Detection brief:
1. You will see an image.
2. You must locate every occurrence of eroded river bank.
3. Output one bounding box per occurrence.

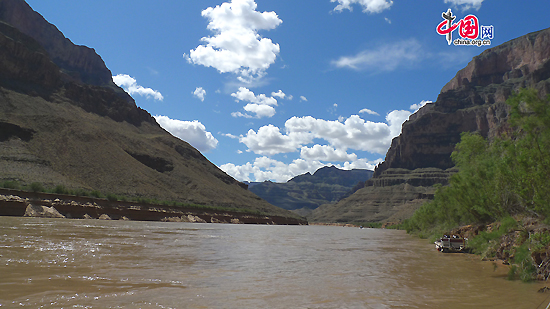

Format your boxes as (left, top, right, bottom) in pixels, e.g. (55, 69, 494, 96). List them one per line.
(0, 188, 306, 225)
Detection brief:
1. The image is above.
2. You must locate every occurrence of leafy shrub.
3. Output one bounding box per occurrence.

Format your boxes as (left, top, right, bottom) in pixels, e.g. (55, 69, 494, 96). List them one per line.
(90, 190, 102, 198)
(466, 217, 517, 257)
(54, 185, 69, 194)
(511, 243, 536, 282)
(106, 193, 119, 202)
(73, 189, 89, 197)
(1, 180, 20, 190)
(531, 231, 550, 252)
(29, 182, 45, 193)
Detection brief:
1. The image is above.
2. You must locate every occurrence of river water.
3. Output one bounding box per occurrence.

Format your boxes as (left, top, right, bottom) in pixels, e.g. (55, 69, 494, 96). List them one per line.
(0, 217, 548, 308)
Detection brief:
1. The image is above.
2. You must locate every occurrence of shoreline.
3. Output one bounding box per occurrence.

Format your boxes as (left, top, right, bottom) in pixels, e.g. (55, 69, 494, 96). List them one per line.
(0, 188, 307, 225)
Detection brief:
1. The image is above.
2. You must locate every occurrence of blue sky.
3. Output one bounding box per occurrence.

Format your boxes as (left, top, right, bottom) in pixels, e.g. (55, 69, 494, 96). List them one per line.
(26, 0, 550, 182)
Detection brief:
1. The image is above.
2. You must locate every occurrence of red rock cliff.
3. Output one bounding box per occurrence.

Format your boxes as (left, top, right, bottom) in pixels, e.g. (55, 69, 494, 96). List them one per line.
(375, 27, 550, 177)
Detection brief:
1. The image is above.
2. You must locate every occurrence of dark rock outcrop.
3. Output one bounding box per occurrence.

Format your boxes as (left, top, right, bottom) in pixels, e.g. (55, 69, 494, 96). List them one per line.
(0, 0, 114, 87)
(0, 21, 62, 95)
(0, 122, 34, 142)
(311, 27, 550, 223)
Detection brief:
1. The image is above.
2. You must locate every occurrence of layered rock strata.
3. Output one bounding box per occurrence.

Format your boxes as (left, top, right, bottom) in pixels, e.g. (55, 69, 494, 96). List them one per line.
(377, 27, 550, 176)
(311, 168, 455, 223)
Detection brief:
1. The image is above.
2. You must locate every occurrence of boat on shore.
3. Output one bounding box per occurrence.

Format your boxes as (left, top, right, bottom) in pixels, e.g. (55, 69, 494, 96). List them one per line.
(435, 235, 466, 252)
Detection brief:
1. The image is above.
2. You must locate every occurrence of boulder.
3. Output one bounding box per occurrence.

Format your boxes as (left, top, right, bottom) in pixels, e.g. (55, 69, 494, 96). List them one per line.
(98, 214, 111, 220)
(24, 203, 65, 218)
(186, 214, 206, 223)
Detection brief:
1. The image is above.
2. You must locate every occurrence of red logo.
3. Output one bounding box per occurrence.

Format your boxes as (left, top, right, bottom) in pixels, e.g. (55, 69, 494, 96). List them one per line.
(436, 9, 492, 47)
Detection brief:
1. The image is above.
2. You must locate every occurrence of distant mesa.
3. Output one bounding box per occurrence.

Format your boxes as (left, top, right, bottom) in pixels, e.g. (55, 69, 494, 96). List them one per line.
(248, 166, 373, 217)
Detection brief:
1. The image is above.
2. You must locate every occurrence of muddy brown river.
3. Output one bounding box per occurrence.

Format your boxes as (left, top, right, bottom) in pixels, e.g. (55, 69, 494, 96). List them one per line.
(0, 217, 548, 308)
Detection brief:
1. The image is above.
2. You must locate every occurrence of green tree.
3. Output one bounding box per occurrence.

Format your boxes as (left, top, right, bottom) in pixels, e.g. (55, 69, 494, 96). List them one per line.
(405, 88, 550, 234)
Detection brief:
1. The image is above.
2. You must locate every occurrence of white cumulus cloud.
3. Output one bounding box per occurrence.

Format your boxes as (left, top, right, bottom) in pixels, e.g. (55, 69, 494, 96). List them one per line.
(337, 158, 383, 171)
(154, 115, 218, 153)
(232, 87, 278, 106)
(300, 145, 357, 162)
(221, 157, 327, 182)
(113, 74, 164, 101)
(332, 39, 423, 72)
(186, 0, 282, 83)
(239, 124, 310, 155)
(285, 115, 391, 154)
(231, 87, 278, 118)
(386, 110, 411, 138)
(271, 90, 287, 99)
(410, 100, 433, 113)
(193, 87, 206, 101)
(444, 0, 484, 10)
(359, 108, 380, 116)
(220, 104, 419, 182)
(240, 110, 411, 158)
(331, 0, 393, 13)
(243, 103, 276, 118)
(221, 109, 417, 182)
(220, 155, 382, 182)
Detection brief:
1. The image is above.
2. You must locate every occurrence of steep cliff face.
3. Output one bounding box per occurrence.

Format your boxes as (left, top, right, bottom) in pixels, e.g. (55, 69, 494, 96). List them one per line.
(311, 28, 550, 223)
(0, 0, 114, 87)
(376, 28, 550, 176)
(0, 0, 150, 126)
(0, 21, 62, 92)
(0, 1, 296, 218)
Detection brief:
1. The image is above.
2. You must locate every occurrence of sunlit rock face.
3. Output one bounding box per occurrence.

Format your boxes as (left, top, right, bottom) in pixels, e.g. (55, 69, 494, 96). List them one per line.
(377, 27, 550, 176)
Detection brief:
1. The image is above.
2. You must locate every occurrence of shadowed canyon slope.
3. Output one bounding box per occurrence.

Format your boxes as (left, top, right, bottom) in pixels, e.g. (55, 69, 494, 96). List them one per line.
(310, 27, 550, 223)
(0, 0, 296, 218)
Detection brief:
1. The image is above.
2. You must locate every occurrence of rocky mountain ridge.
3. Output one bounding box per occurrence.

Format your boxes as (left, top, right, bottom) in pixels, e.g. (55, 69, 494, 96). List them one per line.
(311, 27, 550, 223)
(247, 166, 373, 216)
